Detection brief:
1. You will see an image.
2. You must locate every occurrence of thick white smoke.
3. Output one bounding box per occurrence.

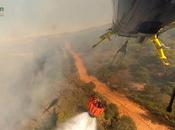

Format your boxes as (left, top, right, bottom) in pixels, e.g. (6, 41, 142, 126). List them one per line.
(57, 112, 97, 130)
(0, 36, 65, 130)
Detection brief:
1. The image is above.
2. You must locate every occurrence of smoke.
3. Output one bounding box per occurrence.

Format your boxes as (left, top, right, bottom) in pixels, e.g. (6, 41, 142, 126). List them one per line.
(57, 112, 97, 130)
(0, 36, 65, 130)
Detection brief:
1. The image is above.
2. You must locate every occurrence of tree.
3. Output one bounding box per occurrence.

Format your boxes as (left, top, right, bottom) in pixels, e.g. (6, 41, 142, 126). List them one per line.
(105, 104, 119, 121)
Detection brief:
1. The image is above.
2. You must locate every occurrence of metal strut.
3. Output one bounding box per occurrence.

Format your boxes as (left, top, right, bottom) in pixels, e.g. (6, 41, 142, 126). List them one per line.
(92, 31, 113, 48)
(151, 34, 170, 66)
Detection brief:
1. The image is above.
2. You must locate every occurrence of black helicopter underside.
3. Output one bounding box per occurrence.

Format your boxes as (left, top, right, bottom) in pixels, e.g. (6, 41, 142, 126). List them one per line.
(112, 0, 175, 37)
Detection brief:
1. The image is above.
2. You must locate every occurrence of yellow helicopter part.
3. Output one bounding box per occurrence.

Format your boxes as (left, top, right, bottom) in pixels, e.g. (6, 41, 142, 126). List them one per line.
(150, 34, 170, 66)
(92, 31, 113, 48)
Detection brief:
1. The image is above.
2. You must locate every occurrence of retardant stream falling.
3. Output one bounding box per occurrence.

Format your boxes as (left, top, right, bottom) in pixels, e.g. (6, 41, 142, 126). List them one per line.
(57, 112, 96, 130)
(65, 43, 171, 130)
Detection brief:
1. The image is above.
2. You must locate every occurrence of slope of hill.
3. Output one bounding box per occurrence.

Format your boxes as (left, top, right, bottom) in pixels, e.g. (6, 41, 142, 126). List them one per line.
(69, 25, 175, 127)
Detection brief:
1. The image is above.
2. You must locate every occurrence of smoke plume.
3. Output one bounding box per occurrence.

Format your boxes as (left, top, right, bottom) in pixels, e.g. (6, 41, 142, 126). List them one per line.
(0, 36, 65, 130)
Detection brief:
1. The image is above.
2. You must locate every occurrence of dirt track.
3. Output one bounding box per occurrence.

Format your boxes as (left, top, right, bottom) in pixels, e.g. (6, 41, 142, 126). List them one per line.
(65, 43, 171, 130)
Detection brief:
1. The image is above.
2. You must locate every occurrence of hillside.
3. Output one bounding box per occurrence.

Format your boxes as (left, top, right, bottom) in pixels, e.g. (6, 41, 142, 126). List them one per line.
(69, 25, 175, 127)
(23, 25, 175, 130)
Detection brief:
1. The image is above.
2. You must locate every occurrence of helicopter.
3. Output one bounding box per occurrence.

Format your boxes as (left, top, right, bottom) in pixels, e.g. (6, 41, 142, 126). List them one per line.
(93, 0, 175, 112)
(93, 0, 175, 66)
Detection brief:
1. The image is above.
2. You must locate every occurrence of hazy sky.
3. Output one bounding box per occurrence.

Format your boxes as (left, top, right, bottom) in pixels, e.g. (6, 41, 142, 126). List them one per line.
(0, 0, 112, 41)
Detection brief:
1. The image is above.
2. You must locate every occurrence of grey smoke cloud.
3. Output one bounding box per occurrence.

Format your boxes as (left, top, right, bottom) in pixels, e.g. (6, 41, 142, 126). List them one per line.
(0, 36, 66, 130)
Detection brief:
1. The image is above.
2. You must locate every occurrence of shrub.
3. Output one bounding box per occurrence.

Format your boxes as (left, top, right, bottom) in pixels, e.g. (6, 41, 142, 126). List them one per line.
(105, 104, 119, 121)
(115, 116, 137, 130)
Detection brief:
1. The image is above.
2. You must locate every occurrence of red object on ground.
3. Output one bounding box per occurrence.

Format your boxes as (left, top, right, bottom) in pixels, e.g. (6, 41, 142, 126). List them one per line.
(87, 96, 104, 117)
